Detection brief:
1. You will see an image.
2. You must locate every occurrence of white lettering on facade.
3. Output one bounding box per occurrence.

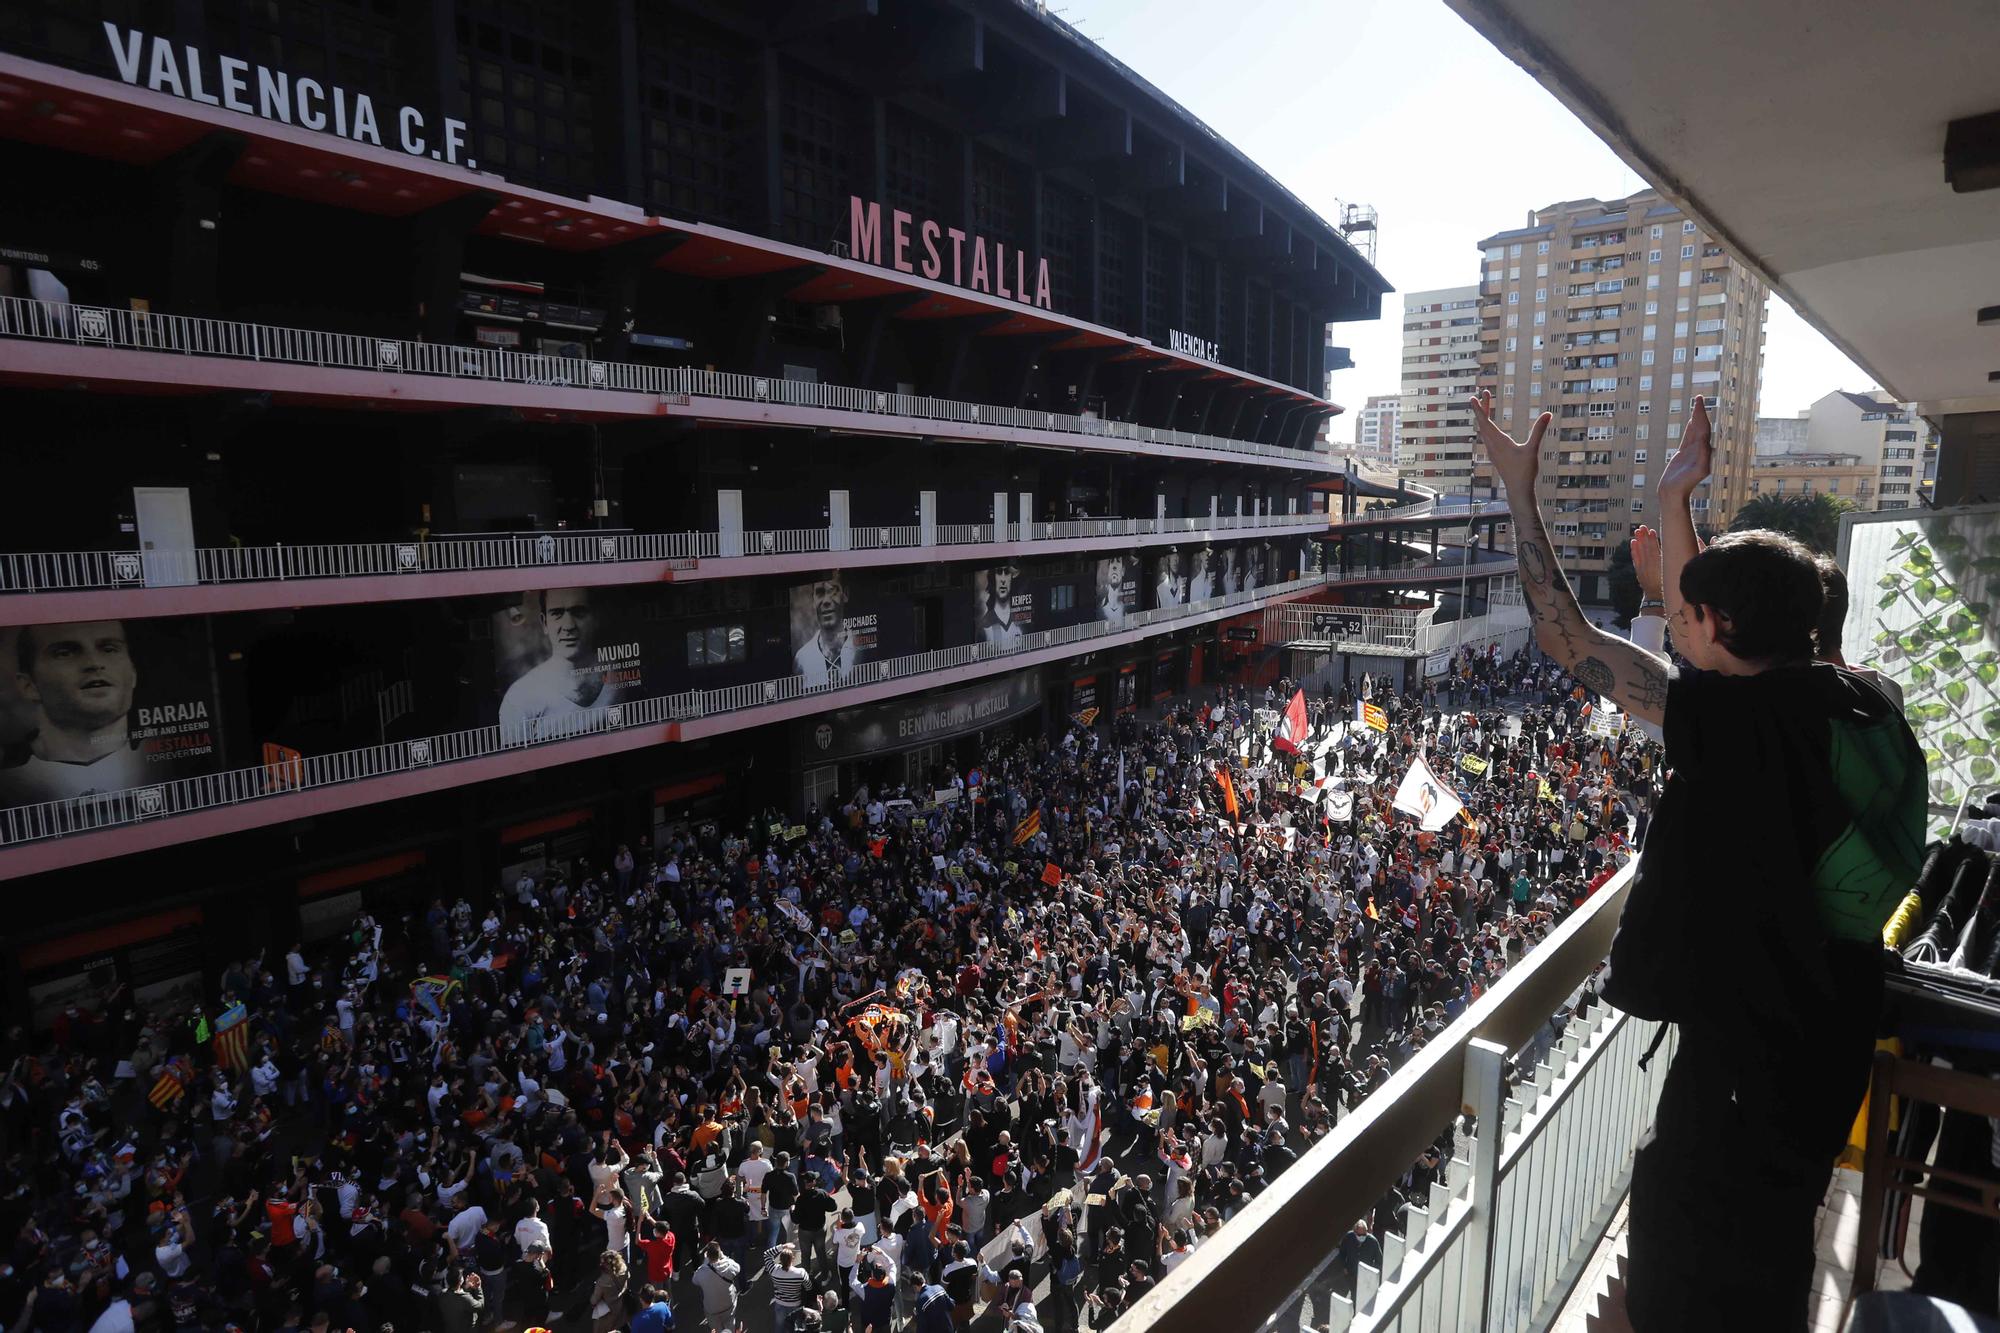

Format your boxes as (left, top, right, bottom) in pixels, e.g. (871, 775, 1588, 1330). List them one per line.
(1168, 329, 1221, 362)
(102, 24, 476, 169)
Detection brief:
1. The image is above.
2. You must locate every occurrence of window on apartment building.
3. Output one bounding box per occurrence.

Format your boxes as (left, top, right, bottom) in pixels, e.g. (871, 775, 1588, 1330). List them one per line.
(1537, 240, 1550, 254)
(1510, 266, 1521, 279)
(1637, 402, 1650, 414)
(1641, 350, 1656, 365)
(1636, 423, 1649, 440)
(1530, 381, 1543, 396)
(1651, 225, 1664, 239)
(1643, 324, 1657, 341)
(1511, 244, 1523, 257)
(1504, 362, 1516, 375)
(1683, 220, 1697, 233)
(1508, 314, 1519, 327)
(1671, 321, 1687, 338)
(1506, 337, 1517, 352)
(1639, 375, 1653, 390)
(1647, 274, 1661, 290)
(1635, 450, 1648, 463)
(1503, 384, 1514, 396)
(1534, 311, 1547, 326)
(1680, 244, 1695, 260)
(1648, 249, 1661, 263)
(1644, 301, 1659, 316)
(1630, 474, 1646, 488)
(1531, 359, 1543, 373)
(1508, 291, 1519, 304)
(1679, 270, 1693, 286)
(1532, 334, 1545, 350)
(1670, 398, 1682, 413)
(1673, 347, 1688, 362)
(1537, 263, 1548, 277)
(1678, 296, 1692, 312)
(1536, 288, 1547, 302)
(1485, 246, 1504, 260)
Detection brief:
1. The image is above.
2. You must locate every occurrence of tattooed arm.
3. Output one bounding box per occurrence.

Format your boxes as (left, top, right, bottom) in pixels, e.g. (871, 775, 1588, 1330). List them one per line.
(1469, 391, 1671, 726)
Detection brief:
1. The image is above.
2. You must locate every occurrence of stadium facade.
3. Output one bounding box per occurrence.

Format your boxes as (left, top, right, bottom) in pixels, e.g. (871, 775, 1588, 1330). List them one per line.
(0, 0, 1413, 1019)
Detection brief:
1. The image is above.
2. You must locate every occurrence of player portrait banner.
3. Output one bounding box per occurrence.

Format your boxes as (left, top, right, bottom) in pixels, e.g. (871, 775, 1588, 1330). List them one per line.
(490, 586, 642, 738)
(1093, 553, 1140, 625)
(1151, 549, 1189, 609)
(789, 570, 879, 688)
(0, 617, 224, 807)
(971, 562, 1034, 647)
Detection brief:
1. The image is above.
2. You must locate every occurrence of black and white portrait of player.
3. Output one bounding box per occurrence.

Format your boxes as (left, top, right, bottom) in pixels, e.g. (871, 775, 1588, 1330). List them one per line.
(0, 621, 148, 802)
(1220, 546, 1242, 596)
(1188, 545, 1216, 602)
(1094, 553, 1135, 624)
(498, 587, 628, 733)
(1153, 549, 1186, 608)
(974, 562, 1026, 647)
(1244, 543, 1264, 593)
(791, 570, 875, 686)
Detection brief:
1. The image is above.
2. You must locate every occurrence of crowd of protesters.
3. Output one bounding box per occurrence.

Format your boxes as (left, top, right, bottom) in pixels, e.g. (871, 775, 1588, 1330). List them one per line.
(0, 640, 1659, 1333)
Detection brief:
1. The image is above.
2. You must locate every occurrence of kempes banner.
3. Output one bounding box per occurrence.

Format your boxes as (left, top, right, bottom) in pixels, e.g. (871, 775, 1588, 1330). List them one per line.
(0, 617, 222, 805)
(970, 562, 1033, 647)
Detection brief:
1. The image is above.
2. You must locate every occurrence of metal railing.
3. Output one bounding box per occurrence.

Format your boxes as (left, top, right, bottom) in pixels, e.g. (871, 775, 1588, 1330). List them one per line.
(1116, 864, 1671, 1333)
(0, 294, 1331, 467)
(1263, 603, 1425, 652)
(0, 572, 1327, 848)
(0, 512, 1329, 595)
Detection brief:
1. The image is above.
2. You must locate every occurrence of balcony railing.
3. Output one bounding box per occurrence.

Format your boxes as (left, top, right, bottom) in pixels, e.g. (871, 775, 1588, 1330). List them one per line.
(0, 572, 1329, 849)
(1116, 863, 1669, 1333)
(0, 513, 1327, 595)
(0, 295, 1327, 467)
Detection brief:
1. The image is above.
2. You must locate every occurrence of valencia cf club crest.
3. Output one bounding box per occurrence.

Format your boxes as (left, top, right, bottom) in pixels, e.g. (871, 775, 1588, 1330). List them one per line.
(588, 362, 607, 387)
(536, 534, 556, 563)
(377, 341, 402, 369)
(396, 544, 420, 571)
(816, 724, 833, 751)
(600, 537, 618, 560)
(134, 786, 164, 817)
(112, 553, 143, 583)
(407, 739, 433, 765)
(606, 705, 624, 728)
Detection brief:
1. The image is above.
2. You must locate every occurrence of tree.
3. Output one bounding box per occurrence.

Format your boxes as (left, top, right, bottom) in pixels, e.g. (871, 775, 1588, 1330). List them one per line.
(1729, 491, 1858, 554)
(1606, 538, 1641, 627)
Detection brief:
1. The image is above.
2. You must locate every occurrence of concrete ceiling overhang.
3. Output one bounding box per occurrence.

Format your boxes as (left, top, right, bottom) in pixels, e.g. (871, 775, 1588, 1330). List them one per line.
(1445, 0, 2000, 415)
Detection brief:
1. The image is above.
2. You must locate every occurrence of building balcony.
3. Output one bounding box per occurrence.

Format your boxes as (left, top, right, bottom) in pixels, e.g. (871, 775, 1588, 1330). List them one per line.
(0, 512, 1330, 619)
(0, 296, 1329, 472)
(0, 569, 1345, 874)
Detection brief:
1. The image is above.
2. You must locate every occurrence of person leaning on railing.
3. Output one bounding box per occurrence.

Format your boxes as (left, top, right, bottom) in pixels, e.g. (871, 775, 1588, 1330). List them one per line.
(1468, 390, 1926, 1333)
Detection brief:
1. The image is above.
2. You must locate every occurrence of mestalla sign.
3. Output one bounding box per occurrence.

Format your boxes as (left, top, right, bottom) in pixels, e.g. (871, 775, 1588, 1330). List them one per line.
(102, 24, 477, 169)
(850, 196, 1053, 310)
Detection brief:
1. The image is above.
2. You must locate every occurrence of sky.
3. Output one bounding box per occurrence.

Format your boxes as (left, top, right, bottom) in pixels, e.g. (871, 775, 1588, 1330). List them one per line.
(1050, 0, 1876, 438)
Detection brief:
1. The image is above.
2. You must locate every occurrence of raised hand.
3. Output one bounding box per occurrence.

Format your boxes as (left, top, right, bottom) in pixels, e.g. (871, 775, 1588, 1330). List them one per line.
(1629, 526, 1664, 604)
(1659, 395, 1712, 501)
(1467, 389, 1549, 492)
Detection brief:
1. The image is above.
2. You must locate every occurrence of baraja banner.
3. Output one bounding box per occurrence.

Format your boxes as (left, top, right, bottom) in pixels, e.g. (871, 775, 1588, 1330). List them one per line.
(0, 618, 222, 805)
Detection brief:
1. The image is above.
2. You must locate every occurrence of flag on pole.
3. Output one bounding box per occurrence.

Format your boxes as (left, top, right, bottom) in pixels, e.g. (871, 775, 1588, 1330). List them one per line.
(1011, 809, 1042, 846)
(1215, 768, 1240, 821)
(212, 1002, 252, 1071)
(1273, 690, 1310, 754)
(1041, 862, 1064, 888)
(148, 1056, 195, 1110)
(1072, 707, 1099, 728)
(1539, 778, 1560, 803)
(1392, 756, 1466, 832)
(1357, 702, 1388, 733)
(409, 975, 461, 1020)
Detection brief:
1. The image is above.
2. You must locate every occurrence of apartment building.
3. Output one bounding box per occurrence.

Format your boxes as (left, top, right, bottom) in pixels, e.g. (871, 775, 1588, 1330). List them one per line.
(1755, 391, 1940, 510)
(1397, 285, 1484, 494)
(1475, 192, 1768, 599)
(1355, 394, 1403, 466)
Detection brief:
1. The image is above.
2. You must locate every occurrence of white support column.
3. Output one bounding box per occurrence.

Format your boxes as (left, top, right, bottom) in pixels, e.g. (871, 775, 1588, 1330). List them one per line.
(717, 490, 744, 558)
(919, 491, 937, 547)
(1463, 1036, 1509, 1333)
(829, 489, 851, 552)
(1157, 493, 1168, 524)
(1018, 490, 1032, 542)
(993, 490, 1009, 543)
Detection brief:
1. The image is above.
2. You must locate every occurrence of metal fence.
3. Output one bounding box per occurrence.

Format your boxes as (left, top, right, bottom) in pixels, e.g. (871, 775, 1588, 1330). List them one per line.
(0, 513, 1329, 595)
(0, 573, 1325, 848)
(1114, 864, 1667, 1333)
(0, 293, 1332, 466)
